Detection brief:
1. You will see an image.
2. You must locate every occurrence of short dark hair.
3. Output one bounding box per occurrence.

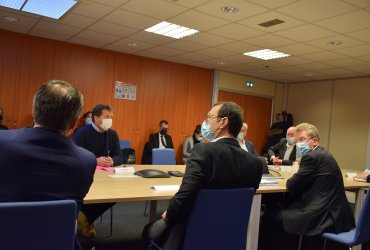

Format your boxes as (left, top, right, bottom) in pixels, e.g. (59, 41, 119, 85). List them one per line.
(92, 104, 112, 122)
(159, 120, 168, 126)
(194, 124, 201, 135)
(33, 80, 83, 132)
(82, 111, 92, 119)
(215, 102, 243, 137)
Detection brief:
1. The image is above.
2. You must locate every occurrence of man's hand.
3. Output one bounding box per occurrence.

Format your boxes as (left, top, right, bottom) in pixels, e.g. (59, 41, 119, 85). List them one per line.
(97, 157, 112, 167)
(272, 156, 282, 165)
(162, 210, 167, 221)
(354, 170, 369, 181)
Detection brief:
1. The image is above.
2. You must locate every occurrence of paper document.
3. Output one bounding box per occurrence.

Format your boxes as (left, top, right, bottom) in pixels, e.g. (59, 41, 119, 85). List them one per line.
(260, 179, 279, 186)
(114, 167, 135, 174)
(353, 177, 366, 182)
(152, 185, 180, 191)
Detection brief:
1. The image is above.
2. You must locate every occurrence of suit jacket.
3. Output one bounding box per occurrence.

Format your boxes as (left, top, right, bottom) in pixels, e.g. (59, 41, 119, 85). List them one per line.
(280, 146, 355, 236)
(142, 133, 174, 164)
(0, 127, 96, 212)
(245, 140, 258, 156)
(268, 138, 296, 165)
(149, 133, 174, 149)
(166, 137, 263, 224)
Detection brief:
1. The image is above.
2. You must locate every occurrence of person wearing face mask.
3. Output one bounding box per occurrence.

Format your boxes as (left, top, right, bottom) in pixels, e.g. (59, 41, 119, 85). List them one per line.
(237, 122, 258, 156)
(182, 124, 203, 164)
(142, 102, 263, 250)
(0, 107, 9, 130)
(73, 111, 92, 136)
(268, 126, 297, 166)
(263, 123, 355, 250)
(142, 120, 174, 164)
(73, 104, 123, 238)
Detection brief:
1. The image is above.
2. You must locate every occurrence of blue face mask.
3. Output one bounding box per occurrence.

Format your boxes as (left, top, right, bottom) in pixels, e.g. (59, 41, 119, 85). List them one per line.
(201, 121, 214, 142)
(196, 136, 203, 142)
(286, 137, 295, 145)
(296, 141, 311, 157)
(237, 132, 244, 141)
(85, 118, 93, 125)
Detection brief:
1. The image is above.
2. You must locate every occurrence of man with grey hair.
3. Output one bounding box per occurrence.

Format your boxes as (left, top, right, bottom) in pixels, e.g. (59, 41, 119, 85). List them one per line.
(263, 122, 355, 249)
(0, 80, 96, 249)
(143, 102, 263, 250)
(268, 126, 297, 166)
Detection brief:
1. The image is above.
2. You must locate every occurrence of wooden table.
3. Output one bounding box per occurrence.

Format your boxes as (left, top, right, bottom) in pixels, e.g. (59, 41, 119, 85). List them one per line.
(84, 165, 369, 250)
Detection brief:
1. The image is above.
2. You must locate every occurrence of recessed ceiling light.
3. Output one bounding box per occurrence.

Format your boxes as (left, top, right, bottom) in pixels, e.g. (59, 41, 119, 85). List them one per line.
(4, 16, 18, 22)
(304, 73, 313, 77)
(0, 0, 77, 19)
(217, 61, 226, 65)
(243, 49, 290, 60)
(128, 43, 138, 48)
(327, 41, 343, 46)
(145, 21, 199, 39)
(221, 6, 238, 13)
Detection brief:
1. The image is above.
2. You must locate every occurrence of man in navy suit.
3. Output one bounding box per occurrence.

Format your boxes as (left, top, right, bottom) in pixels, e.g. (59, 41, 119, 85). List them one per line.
(143, 102, 263, 249)
(0, 80, 96, 249)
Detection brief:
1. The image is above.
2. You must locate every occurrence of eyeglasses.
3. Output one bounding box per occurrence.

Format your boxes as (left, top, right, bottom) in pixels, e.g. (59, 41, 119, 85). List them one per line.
(296, 137, 312, 143)
(205, 114, 220, 120)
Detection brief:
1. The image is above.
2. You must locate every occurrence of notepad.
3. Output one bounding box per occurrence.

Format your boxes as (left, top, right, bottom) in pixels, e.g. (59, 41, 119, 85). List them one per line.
(114, 167, 135, 174)
(260, 179, 279, 186)
(152, 185, 180, 191)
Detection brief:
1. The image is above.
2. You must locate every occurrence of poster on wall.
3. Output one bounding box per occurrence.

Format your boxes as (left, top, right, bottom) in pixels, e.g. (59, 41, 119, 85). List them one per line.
(114, 81, 136, 101)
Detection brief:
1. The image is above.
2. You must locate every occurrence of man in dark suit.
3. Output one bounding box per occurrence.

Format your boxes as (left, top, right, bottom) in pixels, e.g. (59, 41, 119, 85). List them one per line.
(268, 126, 297, 165)
(141, 120, 174, 164)
(143, 102, 263, 250)
(262, 123, 355, 250)
(0, 80, 96, 249)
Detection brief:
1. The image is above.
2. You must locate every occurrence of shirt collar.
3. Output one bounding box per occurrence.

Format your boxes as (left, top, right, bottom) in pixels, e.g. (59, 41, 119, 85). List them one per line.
(91, 122, 104, 133)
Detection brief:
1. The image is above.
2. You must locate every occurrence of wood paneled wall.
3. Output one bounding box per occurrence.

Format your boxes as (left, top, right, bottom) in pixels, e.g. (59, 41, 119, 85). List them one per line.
(0, 30, 213, 163)
(218, 90, 272, 155)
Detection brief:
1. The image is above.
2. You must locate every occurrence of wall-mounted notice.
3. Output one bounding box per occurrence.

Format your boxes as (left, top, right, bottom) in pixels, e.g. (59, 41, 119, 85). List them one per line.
(114, 81, 136, 100)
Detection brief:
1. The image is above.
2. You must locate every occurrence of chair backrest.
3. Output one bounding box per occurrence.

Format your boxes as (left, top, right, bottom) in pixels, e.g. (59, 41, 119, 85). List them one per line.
(152, 148, 176, 165)
(182, 188, 255, 250)
(119, 140, 131, 149)
(0, 200, 77, 250)
(355, 187, 370, 243)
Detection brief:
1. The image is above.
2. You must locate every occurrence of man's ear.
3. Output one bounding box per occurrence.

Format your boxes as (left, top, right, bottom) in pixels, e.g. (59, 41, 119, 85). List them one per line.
(69, 118, 78, 131)
(220, 117, 229, 129)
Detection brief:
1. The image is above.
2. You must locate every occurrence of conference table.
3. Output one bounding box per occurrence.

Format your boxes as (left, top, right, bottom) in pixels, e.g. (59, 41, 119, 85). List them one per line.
(84, 165, 370, 250)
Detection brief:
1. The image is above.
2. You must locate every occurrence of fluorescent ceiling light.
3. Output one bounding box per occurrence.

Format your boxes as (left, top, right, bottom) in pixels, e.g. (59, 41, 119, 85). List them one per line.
(0, 0, 77, 19)
(0, 0, 25, 9)
(243, 49, 290, 60)
(145, 21, 199, 39)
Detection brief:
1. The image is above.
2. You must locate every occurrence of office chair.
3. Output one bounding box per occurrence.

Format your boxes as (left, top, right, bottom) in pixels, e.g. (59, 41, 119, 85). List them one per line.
(149, 188, 255, 250)
(119, 139, 131, 149)
(321, 187, 370, 250)
(144, 148, 177, 216)
(152, 148, 176, 165)
(0, 200, 77, 250)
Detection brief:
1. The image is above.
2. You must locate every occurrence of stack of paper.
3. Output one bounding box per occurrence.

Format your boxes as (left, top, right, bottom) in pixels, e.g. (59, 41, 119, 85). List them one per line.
(152, 185, 180, 191)
(260, 179, 279, 186)
(109, 167, 136, 178)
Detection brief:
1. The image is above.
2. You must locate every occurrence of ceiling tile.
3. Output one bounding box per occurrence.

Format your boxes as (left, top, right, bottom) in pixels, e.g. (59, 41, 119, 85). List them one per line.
(88, 21, 138, 37)
(168, 10, 229, 31)
(342, 0, 370, 8)
(246, 0, 298, 9)
(103, 9, 159, 29)
(175, 52, 214, 62)
(125, 31, 174, 45)
(185, 32, 232, 46)
(347, 28, 370, 43)
(277, 56, 315, 65)
(72, 29, 121, 44)
(315, 68, 356, 76)
(163, 40, 208, 52)
(162, 0, 211, 8)
(56, 13, 96, 29)
(33, 20, 81, 36)
(68, 37, 106, 48)
(143, 45, 187, 56)
(223, 54, 260, 64)
(195, 47, 235, 57)
(275, 43, 321, 55)
(276, 24, 336, 42)
(244, 34, 296, 48)
(216, 41, 259, 54)
(90, 0, 129, 8)
(334, 44, 370, 57)
(0, 22, 31, 33)
(195, 0, 268, 22)
(324, 58, 370, 67)
(305, 35, 365, 50)
(315, 10, 370, 33)
(113, 38, 155, 50)
(346, 64, 370, 73)
(277, 0, 357, 22)
(134, 50, 168, 60)
(274, 65, 316, 73)
(29, 28, 71, 41)
(72, 1, 115, 18)
(121, 0, 186, 19)
(208, 23, 265, 40)
(239, 11, 304, 32)
(104, 43, 144, 54)
(358, 55, 370, 62)
(300, 51, 347, 61)
(0, 9, 39, 28)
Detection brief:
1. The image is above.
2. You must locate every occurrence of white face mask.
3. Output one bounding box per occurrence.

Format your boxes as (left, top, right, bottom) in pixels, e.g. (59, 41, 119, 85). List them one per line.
(100, 118, 112, 131)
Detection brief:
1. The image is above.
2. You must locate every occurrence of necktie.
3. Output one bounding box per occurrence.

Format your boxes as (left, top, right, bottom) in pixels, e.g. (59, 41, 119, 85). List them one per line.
(161, 135, 166, 147)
